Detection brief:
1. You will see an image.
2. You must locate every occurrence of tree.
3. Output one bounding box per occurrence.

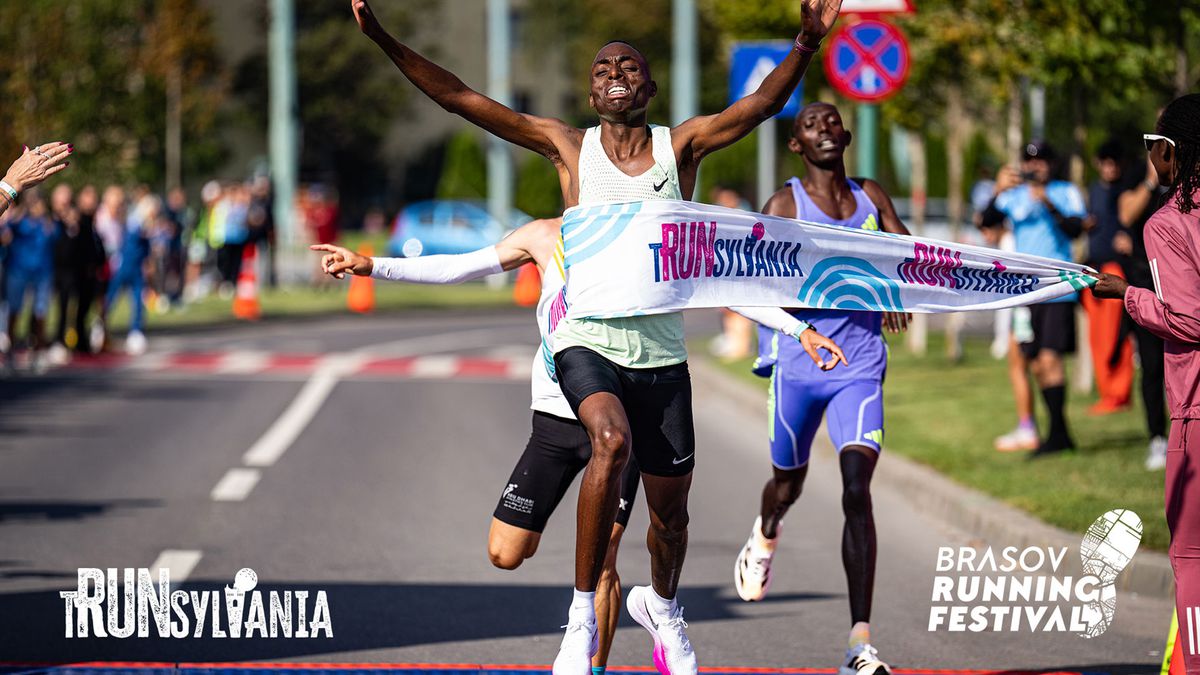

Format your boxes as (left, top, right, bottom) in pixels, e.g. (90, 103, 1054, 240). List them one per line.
(233, 2, 433, 223)
(0, 1, 227, 188)
(436, 130, 488, 201)
(527, 0, 729, 124)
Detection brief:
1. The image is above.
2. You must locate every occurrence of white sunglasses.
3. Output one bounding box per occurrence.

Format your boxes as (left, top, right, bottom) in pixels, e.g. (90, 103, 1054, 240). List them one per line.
(1143, 133, 1176, 152)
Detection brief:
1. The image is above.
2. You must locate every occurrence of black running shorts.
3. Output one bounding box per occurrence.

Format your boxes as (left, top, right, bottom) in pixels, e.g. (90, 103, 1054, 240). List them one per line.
(1019, 301, 1077, 360)
(493, 411, 640, 533)
(553, 346, 696, 477)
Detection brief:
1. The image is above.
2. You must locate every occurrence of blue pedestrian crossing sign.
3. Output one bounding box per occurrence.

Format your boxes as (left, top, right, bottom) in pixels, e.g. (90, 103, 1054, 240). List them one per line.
(728, 42, 804, 120)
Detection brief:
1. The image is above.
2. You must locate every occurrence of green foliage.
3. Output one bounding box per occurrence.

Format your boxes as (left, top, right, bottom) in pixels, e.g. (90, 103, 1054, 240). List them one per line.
(526, 0, 729, 122)
(436, 130, 488, 201)
(0, 0, 227, 188)
(233, 2, 426, 215)
(515, 152, 563, 218)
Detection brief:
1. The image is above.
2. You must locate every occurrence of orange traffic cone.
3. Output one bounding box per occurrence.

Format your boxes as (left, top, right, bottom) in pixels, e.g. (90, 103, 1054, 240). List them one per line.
(232, 244, 262, 321)
(347, 243, 376, 314)
(513, 262, 540, 307)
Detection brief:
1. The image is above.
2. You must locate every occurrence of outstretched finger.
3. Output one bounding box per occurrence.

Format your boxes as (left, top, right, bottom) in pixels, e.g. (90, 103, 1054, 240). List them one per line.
(42, 162, 70, 178)
(43, 145, 73, 165)
(310, 244, 341, 253)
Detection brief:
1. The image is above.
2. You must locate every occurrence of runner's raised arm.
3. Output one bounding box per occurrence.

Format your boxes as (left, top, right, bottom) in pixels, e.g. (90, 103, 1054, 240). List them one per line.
(672, 0, 843, 163)
(352, 0, 577, 160)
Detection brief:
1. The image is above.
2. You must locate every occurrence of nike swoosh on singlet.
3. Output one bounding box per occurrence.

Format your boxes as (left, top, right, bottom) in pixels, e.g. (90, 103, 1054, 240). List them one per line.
(672, 453, 694, 465)
(653, 178, 669, 192)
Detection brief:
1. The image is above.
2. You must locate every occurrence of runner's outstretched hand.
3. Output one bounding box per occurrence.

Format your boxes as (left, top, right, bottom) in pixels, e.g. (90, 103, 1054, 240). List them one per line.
(797, 327, 849, 371)
(311, 243, 373, 279)
(351, 0, 384, 39)
(882, 311, 911, 334)
(1091, 272, 1129, 300)
(800, 0, 844, 45)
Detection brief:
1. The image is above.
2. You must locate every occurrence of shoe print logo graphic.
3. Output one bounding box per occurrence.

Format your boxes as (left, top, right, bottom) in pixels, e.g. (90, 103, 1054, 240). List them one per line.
(672, 452, 695, 465)
(653, 177, 669, 192)
(1078, 509, 1142, 638)
(619, 498, 629, 511)
(863, 429, 884, 446)
(502, 483, 518, 498)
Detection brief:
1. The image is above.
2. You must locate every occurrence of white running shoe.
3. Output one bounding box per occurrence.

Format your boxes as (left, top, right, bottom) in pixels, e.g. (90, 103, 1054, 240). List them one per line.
(125, 330, 147, 356)
(734, 517, 777, 601)
(551, 617, 597, 675)
(1145, 436, 1168, 471)
(839, 643, 893, 675)
(626, 585, 697, 675)
(994, 425, 1038, 452)
(89, 320, 106, 353)
(47, 343, 71, 366)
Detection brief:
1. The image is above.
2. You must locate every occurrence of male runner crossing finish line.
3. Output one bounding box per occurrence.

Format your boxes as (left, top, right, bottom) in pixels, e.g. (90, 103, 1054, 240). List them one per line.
(735, 102, 910, 675)
(351, 0, 843, 670)
(314, 222, 845, 673)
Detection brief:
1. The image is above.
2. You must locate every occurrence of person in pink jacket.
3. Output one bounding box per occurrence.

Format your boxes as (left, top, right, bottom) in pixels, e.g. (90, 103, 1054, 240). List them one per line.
(1094, 93, 1200, 672)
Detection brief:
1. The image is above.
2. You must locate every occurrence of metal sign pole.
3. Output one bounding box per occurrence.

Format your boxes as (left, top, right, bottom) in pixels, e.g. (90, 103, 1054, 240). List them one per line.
(757, 120, 777, 209)
(857, 103, 879, 179)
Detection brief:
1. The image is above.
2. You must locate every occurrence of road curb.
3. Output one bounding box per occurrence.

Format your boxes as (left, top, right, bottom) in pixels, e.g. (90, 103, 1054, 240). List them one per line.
(690, 355, 1175, 600)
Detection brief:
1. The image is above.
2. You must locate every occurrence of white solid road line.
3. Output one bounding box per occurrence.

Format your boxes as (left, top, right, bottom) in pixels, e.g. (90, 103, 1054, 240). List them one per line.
(243, 368, 342, 468)
(150, 549, 202, 585)
(210, 467, 263, 501)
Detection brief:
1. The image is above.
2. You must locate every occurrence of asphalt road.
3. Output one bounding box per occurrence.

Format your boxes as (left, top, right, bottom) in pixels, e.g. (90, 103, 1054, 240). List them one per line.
(0, 309, 1173, 670)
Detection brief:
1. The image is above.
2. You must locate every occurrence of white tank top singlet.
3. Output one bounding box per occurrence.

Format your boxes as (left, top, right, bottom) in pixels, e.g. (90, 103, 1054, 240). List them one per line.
(554, 125, 689, 368)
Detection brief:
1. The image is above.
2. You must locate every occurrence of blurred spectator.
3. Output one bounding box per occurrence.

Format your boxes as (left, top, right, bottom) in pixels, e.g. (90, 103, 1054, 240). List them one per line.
(1080, 139, 1134, 415)
(186, 180, 222, 301)
(215, 183, 250, 296)
(50, 184, 105, 362)
(101, 191, 151, 355)
(300, 185, 341, 285)
(1116, 152, 1170, 469)
(159, 187, 191, 308)
(248, 175, 276, 288)
(982, 140, 1087, 458)
(2, 189, 57, 373)
(708, 185, 756, 361)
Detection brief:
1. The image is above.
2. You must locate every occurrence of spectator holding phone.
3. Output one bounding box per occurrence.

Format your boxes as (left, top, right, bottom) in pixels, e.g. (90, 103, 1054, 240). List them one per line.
(981, 141, 1088, 458)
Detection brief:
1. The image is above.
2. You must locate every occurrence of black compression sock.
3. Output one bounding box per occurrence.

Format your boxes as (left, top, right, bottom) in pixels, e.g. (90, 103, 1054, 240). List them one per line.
(1041, 385, 1072, 445)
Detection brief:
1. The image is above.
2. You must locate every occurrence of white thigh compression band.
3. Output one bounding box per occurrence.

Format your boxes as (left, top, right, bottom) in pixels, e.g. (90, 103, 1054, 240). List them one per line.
(370, 247, 504, 284)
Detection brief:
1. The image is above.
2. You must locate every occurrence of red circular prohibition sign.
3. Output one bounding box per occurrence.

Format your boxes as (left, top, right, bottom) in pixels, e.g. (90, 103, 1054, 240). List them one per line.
(823, 19, 911, 103)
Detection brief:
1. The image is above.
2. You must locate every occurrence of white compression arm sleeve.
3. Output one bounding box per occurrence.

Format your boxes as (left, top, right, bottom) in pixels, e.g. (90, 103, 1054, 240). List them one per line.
(369, 246, 504, 284)
(729, 306, 811, 339)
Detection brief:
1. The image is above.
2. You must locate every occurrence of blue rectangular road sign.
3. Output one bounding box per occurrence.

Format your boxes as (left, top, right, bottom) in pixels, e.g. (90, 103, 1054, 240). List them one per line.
(728, 41, 804, 120)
